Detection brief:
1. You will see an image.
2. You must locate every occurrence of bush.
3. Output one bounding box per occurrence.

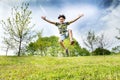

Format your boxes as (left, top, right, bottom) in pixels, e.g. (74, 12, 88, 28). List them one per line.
(93, 48, 111, 55)
(78, 48, 90, 56)
(27, 36, 90, 57)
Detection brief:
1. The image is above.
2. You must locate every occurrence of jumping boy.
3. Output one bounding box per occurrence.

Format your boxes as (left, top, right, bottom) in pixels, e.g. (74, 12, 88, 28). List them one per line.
(41, 14, 84, 54)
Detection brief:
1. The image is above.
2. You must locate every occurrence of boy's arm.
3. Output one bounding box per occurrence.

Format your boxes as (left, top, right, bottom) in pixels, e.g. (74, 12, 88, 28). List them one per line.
(69, 14, 84, 24)
(41, 16, 56, 25)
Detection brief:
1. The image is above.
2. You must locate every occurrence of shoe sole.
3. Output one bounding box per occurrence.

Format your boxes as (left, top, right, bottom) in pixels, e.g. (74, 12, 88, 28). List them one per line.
(70, 41, 75, 45)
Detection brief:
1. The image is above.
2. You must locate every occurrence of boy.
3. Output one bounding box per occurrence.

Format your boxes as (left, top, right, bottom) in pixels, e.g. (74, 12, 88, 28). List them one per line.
(41, 14, 84, 54)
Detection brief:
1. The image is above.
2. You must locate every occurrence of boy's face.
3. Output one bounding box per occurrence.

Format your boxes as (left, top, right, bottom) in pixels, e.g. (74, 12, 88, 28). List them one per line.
(59, 17, 65, 23)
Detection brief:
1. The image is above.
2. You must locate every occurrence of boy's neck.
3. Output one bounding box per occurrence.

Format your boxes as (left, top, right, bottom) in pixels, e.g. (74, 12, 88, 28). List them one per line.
(60, 22, 64, 24)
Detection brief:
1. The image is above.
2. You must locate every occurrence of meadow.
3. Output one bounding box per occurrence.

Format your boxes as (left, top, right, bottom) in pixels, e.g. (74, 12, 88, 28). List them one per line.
(0, 55, 120, 80)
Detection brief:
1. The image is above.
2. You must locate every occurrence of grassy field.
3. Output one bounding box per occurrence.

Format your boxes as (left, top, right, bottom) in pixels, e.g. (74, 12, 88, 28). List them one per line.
(0, 55, 120, 80)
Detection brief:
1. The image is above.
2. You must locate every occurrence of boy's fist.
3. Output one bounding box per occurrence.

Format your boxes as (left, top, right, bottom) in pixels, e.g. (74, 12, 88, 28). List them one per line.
(41, 16, 46, 20)
(80, 14, 84, 17)
(79, 14, 84, 17)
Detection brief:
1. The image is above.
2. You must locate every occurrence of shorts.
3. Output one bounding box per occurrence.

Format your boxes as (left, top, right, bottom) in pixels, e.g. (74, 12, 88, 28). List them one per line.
(59, 32, 69, 41)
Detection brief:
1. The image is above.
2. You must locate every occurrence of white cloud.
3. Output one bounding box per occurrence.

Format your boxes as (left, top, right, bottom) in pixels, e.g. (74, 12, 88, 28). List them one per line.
(98, 5, 120, 47)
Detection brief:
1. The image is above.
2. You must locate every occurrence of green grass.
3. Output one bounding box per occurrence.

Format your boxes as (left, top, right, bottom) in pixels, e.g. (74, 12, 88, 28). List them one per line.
(0, 55, 120, 80)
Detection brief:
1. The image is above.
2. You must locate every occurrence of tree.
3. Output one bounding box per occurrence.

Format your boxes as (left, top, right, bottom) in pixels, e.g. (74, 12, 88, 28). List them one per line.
(64, 38, 89, 56)
(96, 34, 111, 49)
(26, 42, 37, 55)
(27, 36, 90, 57)
(46, 36, 60, 56)
(93, 48, 111, 55)
(112, 46, 120, 53)
(83, 30, 97, 55)
(27, 36, 57, 56)
(95, 34, 112, 55)
(116, 28, 120, 40)
(113, 28, 120, 53)
(1, 37, 14, 56)
(1, 3, 35, 56)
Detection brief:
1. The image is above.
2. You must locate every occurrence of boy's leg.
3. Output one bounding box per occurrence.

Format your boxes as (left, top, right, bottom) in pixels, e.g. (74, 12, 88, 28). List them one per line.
(59, 40, 66, 49)
(59, 34, 66, 49)
(59, 36, 69, 55)
(68, 29, 74, 45)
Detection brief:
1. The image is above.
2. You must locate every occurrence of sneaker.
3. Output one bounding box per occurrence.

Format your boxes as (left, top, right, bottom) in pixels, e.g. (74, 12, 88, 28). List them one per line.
(70, 41, 75, 45)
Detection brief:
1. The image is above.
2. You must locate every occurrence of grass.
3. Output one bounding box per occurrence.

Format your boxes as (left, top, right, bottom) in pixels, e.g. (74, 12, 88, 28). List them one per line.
(0, 55, 120, 80)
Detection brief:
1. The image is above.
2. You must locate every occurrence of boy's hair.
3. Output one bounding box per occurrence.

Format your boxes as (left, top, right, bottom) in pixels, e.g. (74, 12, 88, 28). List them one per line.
(58, 15, 66, 19)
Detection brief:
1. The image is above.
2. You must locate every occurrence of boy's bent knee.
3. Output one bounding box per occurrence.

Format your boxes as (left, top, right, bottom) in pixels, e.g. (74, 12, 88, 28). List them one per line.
(58, 40, 63, 43)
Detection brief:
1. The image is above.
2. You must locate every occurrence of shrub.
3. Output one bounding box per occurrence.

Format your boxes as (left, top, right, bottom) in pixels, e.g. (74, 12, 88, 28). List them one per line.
(93, 48, 111, 55)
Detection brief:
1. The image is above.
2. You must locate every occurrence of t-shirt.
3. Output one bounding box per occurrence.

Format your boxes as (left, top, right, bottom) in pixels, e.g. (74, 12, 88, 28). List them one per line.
(55, 22, 70, 34)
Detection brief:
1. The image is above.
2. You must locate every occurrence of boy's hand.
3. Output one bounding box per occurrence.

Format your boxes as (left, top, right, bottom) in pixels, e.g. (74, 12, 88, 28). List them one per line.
(81, 13, 84, 17)
(41, 16, 46, 20)
(79, 14, 84, 18)
(69, 14, 84, 24)
(41, 16, 56, 24)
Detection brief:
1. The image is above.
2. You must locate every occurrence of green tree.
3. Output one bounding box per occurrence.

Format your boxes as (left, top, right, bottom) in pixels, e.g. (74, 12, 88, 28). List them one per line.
(36, 37, 51, 56)
(93, 48, 111, 55)
(27, 36, 53, 56)
(64, 38, 89, 56)
(96, 34, 112, 55)
(26, 42, 37, 55)
(27, 36, 89, 57)
(1, 3, 35, 56)
(46, 36, 60, 56)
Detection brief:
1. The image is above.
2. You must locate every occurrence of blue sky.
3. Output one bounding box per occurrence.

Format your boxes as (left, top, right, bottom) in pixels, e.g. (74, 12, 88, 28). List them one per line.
(0, 0, 120, 55)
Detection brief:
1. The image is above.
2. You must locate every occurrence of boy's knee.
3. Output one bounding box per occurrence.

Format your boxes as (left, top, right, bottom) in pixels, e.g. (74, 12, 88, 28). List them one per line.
(58, 40, 63, 43)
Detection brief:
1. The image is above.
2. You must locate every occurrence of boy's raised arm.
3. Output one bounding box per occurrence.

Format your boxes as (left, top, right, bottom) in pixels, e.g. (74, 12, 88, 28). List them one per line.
(41, 16, 56, 25)
(69, 14, 84, 24)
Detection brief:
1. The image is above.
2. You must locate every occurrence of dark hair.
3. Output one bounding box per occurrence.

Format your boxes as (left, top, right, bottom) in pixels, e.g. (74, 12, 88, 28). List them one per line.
(58, 15, 66, 19)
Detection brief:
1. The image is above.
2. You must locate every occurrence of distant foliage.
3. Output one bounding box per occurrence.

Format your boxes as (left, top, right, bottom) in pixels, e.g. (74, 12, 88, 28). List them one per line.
(112, 46, 120, 53)
(116, 28, 120, 40)
(93, 48, 111, 55)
